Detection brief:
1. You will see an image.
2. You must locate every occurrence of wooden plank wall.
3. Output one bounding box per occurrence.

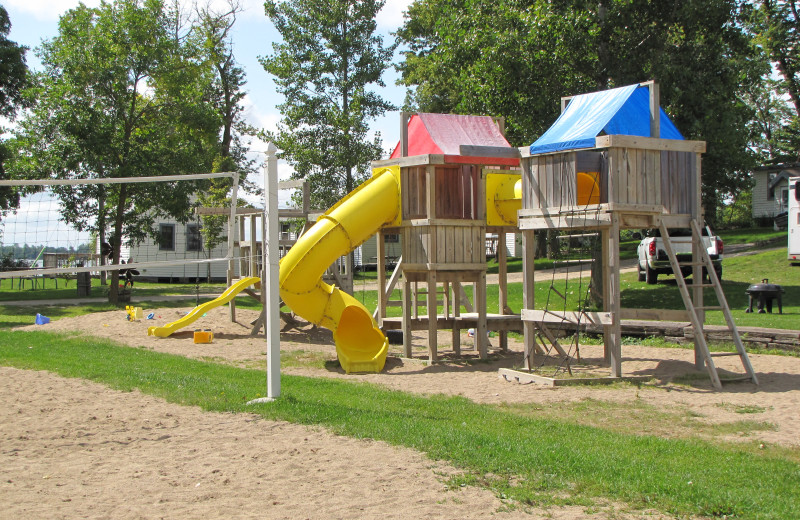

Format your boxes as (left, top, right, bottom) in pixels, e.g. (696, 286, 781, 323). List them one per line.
(434, 165, 479, 219)
(402, 224, 484, 266)
(660, 150, 697, 215)
(521, 153, 578, 210)
(524, 147, 698, 214)
(403, 166, 428, 219)
(606, 147, 661, 205)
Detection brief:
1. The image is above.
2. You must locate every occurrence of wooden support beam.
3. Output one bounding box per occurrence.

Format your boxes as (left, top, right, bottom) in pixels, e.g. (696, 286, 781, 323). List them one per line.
(594, 135, 706, 153)
(376, 232, 386, 326)
(458, 145, 521, 159)
(497, 230, 508, 351)
(522, 229, 536, 369)
(402, 277, 412, 358)
(608, 213, 622, 376)
(521, 309, 613, 325)
(427, 271, 438, 363)
(476, 271, 488, 359)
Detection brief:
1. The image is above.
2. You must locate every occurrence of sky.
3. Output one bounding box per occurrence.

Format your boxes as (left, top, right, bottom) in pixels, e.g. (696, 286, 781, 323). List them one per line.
(2, 0, 415, 179)
(0, 0, 415, 246)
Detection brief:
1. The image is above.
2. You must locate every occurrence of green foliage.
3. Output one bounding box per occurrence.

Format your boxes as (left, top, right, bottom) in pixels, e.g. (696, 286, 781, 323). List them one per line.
(9, 0, 225, 303)
(397, 0, 761, 224)
(260, 0, 396, 210)
(0, 5, 29, 217)
(718, 188, 755, 229)
(748, 0, 800, 125)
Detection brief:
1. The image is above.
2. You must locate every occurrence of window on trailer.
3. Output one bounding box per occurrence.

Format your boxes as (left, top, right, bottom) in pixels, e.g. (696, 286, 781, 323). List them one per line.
(159, 223, 176, 251)
(186, 223, 202, 252)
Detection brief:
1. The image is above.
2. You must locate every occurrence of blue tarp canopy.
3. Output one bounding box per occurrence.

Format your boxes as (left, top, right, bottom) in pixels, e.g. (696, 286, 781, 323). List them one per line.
(530, 85, 684, 155)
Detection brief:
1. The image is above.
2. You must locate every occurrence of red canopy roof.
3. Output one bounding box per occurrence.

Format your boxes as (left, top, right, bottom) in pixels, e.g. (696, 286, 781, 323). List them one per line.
(390, 113, 513, 158)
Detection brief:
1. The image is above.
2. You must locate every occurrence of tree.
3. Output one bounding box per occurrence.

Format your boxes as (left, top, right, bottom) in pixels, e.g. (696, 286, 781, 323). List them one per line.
(260, 0, 396, 210)
(0, 5, 29, 219)
(747, 0, 800, 161)
(194, 0, 256, 252)
(397, 0, 761, 224)
(10, 0, 221, 303)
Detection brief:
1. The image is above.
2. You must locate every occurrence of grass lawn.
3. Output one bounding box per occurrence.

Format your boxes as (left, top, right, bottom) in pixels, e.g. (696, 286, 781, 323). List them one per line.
(1, 229, 798, 517)
(1, 331, 798, 520)
(0, 278, 227, 302)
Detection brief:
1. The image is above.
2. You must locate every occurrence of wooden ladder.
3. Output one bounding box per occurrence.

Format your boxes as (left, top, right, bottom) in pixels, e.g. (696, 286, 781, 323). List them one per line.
(658, 221, 758, 389)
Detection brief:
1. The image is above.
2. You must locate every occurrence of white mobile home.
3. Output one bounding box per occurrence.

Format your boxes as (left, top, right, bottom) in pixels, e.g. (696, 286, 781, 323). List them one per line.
(790, 177, 800, 265)
(128, 219, 232, 282)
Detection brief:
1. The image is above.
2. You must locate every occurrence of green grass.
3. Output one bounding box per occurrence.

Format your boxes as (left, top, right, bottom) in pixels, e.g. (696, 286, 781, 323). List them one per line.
(0, 278, 227, 302)
(500, 398, 780, 451)
(620, 248, 800, 329)
(1, 329, 798, 519)
(716, 227, 787, 245)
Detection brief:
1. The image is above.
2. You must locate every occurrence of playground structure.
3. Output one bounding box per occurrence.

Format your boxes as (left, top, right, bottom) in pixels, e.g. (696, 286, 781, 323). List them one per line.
(140, 83, 758, 388)
(511, 81, 757, 389)
(370, 113, 523, 363)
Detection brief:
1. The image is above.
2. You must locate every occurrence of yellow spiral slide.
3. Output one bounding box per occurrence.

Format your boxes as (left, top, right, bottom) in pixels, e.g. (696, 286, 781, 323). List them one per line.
(279, 166, 401, 373)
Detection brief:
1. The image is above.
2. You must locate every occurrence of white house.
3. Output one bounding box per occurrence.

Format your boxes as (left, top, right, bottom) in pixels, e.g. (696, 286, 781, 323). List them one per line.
(752, 163, 800, 226)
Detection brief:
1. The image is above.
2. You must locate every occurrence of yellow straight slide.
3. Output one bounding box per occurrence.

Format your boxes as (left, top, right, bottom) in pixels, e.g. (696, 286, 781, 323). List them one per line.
(147, 276, 261, 338)
(279, 166, 401, 373)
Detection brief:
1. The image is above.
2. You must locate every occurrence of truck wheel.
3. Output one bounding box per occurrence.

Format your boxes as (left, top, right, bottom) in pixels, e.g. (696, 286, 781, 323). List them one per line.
(716, 266, 722, 281)
(646, 264, 658, 285)
(638, 263, 646, 282)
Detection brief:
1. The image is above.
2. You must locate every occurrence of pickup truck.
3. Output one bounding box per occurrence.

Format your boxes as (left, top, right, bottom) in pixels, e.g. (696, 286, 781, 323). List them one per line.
(636, 226, 723, 284)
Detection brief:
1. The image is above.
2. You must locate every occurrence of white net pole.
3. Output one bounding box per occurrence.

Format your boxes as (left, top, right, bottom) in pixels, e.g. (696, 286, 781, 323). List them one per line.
(264, 144, 281, 399)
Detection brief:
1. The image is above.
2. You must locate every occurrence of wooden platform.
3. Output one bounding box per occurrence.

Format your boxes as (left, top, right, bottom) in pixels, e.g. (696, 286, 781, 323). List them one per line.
(381, 313, 522, 332)
(498, 368, 653, 387)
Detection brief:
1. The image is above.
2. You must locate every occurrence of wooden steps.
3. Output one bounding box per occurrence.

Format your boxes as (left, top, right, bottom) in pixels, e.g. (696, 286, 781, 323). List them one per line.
(658, 221, 758, 389)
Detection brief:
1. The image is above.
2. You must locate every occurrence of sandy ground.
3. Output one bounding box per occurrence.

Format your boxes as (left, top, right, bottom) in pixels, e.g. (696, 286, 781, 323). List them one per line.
(4, 304, 800, 518)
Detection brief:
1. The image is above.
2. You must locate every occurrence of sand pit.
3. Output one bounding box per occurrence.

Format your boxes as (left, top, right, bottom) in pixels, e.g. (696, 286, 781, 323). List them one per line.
(4, 304, 800, 518)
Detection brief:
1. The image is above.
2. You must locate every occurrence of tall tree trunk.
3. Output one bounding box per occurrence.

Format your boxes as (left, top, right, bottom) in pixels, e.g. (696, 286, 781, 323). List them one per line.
(108, 184, 128, 305)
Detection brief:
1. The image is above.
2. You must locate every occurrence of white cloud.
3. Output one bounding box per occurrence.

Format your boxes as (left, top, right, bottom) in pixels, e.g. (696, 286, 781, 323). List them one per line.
(376, 0, 413, 31)
(5, 0, 264, 22)
(4, 0, 100, 21)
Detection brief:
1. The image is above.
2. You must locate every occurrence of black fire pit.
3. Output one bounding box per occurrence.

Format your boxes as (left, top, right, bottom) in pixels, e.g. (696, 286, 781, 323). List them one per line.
(745, 279, 785, 314)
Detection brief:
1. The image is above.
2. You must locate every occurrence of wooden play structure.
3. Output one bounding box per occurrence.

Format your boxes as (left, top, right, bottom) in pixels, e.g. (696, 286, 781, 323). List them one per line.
(373, 112, 523, 363)
(508, 81, 757, 389)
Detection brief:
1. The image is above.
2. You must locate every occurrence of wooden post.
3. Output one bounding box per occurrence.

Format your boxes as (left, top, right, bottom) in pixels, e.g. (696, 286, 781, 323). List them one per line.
(452, 280, 461, 356)
(249, 214, 257, 277)
(427, 271, 438, 363)
(497, 230, 508, 351)
(692, 219, 705, 369)
(376, 232, 386, 327)
(400, 112, 410, 158)
(602, 227, 611, 364)
(522, 229, 536, 369)
(476, 271, 488, 359)
(693, 152, 705, 370)
(607, 213, 622, 377)
(402, 276, 412, 358)
(647, 81, 660, 138)
(228, 261, 235, 322)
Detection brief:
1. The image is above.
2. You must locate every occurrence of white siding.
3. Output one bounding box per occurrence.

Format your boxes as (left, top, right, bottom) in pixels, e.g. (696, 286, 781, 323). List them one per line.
(358, 233, 402, 267)
(752, 171, 773, 219)
(128, 220, 233, 281)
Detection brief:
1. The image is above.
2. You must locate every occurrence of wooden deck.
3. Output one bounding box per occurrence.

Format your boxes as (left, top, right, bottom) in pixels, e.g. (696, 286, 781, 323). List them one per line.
(381, 313, 522, 332)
